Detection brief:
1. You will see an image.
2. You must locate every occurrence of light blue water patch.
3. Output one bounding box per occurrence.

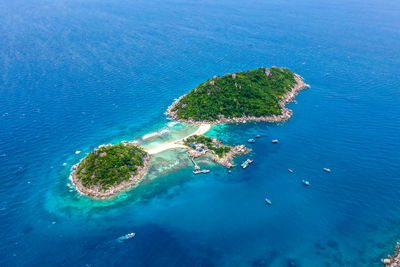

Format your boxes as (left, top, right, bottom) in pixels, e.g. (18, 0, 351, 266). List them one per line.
(1, 0, 400, 266)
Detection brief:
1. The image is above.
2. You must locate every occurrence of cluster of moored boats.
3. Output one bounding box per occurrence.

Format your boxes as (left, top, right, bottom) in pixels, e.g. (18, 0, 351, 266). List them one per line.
(265, 168, 331, 205)
(247, 135, 278, 144)
(241, 158, 253, 169)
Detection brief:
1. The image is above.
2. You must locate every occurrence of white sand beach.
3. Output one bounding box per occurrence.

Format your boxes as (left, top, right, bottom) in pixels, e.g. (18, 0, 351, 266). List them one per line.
(144, 124, 211, 154)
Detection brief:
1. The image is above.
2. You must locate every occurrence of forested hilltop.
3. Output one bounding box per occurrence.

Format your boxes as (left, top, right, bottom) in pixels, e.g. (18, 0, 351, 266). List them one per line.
(166, 67, 309, 123)
(71, 143, 150, 199)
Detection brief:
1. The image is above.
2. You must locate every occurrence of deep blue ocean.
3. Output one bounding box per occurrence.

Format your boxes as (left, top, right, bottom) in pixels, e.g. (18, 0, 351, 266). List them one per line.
(1, 0, 400, 266)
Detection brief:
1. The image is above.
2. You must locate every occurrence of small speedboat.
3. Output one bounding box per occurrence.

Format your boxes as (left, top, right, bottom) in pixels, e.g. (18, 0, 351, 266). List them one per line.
(75, 150, 81, 154)
(248, 138, 256, 143)
(271, 139, 279, 143)
(288, 169, 294, 173)
(323, 168, 331, 173)
(241, 162, 249, 169)
(254, 135, 261, 138)
(265, 198, 272, 205)
(302, 180, 310, 186)
(124, 232, 135, 239)
(118, 232, 135, 242)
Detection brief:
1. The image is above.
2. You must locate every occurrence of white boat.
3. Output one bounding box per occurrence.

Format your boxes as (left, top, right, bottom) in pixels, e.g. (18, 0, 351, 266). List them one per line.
(271, 139, 279, 143)
(288, 169, 294, 173)
(75, 150, 81, 154)
(265, 198, 272, 205)
(323, 168, 331, 173)
(302, 180, 310, 186)
(118, 232, 135, 242)
(124, 232, 135, 239)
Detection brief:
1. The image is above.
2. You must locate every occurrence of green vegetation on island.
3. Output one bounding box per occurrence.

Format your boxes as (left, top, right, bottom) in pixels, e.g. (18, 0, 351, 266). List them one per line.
(184, 135, 231, 158)
(169, 67, 297, 121)
(74, 143, 149, 191)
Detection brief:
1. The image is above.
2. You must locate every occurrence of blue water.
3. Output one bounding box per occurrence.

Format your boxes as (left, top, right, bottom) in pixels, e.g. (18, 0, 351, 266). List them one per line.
(1, 0, 400, 266)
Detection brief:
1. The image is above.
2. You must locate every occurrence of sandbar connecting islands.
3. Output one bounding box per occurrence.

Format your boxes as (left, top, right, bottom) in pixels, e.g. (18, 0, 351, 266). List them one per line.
(69, 67, 310, 199)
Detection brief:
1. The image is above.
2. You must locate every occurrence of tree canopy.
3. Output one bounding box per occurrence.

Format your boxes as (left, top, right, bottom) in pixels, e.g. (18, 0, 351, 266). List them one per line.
(172, 67, 296, 121)
(75, 144, 148, 190)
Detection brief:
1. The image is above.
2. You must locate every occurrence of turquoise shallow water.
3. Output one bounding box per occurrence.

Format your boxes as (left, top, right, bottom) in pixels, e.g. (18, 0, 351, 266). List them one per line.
(1, 0, 400, 266)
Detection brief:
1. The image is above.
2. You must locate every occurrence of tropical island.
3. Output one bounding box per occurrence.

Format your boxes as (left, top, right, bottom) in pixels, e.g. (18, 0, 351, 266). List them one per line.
(183, 135, 251, 168)
(70, 67, 309, 199)
(70, 143, 151, 199)
(166, 67, 310, 124)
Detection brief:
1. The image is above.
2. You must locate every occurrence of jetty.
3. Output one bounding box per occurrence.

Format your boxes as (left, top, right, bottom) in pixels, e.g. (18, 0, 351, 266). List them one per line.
(191, 157, 200, 170)
(191, 157, 210, 174)
(193, 170, 210, 174)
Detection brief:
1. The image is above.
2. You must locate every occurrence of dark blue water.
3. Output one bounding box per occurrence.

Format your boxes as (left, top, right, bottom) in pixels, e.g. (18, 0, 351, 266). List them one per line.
(1, 0, 400, 266)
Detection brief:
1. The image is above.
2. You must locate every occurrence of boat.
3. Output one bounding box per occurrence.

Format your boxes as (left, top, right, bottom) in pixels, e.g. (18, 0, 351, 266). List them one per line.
(241, 159, 253, 168)
(302, 180, 310, 186)
(271, 139, 279, 143)
(265, 198, 272, 205)
(124, 233, 135, 239)
(75, 150, 81, 154)
(118, 232, 136, 242)
(248, 138, 256, 143)
(288, 169, 294, 173)
(254, 135, 261, 138)
(323, 168, 331, 173)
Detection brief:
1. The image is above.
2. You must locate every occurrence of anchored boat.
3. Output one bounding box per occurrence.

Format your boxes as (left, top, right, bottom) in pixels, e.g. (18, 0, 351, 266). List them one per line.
(248, 138, 256, 143)
(271, 139, 279, 143)
(302, 180, 310, 186)
(323, 168, 331, 173)
(241, 159, 253, 169)
(288, 169, 294, 173)
(265, 198, 272, 205)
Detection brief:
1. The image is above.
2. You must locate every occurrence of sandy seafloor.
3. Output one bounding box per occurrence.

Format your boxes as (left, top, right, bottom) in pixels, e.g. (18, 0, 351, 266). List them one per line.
(0, 0, 400, 266)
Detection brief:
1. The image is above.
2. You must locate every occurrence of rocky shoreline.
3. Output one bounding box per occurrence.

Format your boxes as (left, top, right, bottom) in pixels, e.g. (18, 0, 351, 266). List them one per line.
(166, 73, 310, 125)
(185, 136, 251, 168)
(382, 242, 400, 266)
(70, 144, 151, 200)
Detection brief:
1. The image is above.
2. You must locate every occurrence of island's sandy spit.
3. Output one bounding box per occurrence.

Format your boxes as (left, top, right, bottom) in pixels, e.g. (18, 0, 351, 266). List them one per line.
(143, 124, 211, 154)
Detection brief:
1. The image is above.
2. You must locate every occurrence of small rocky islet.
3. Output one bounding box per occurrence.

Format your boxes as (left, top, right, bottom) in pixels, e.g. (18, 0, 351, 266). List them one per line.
(70, 67, 309, 199)
(70, 143, 150, 199)
(183, 135, 251, 168)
